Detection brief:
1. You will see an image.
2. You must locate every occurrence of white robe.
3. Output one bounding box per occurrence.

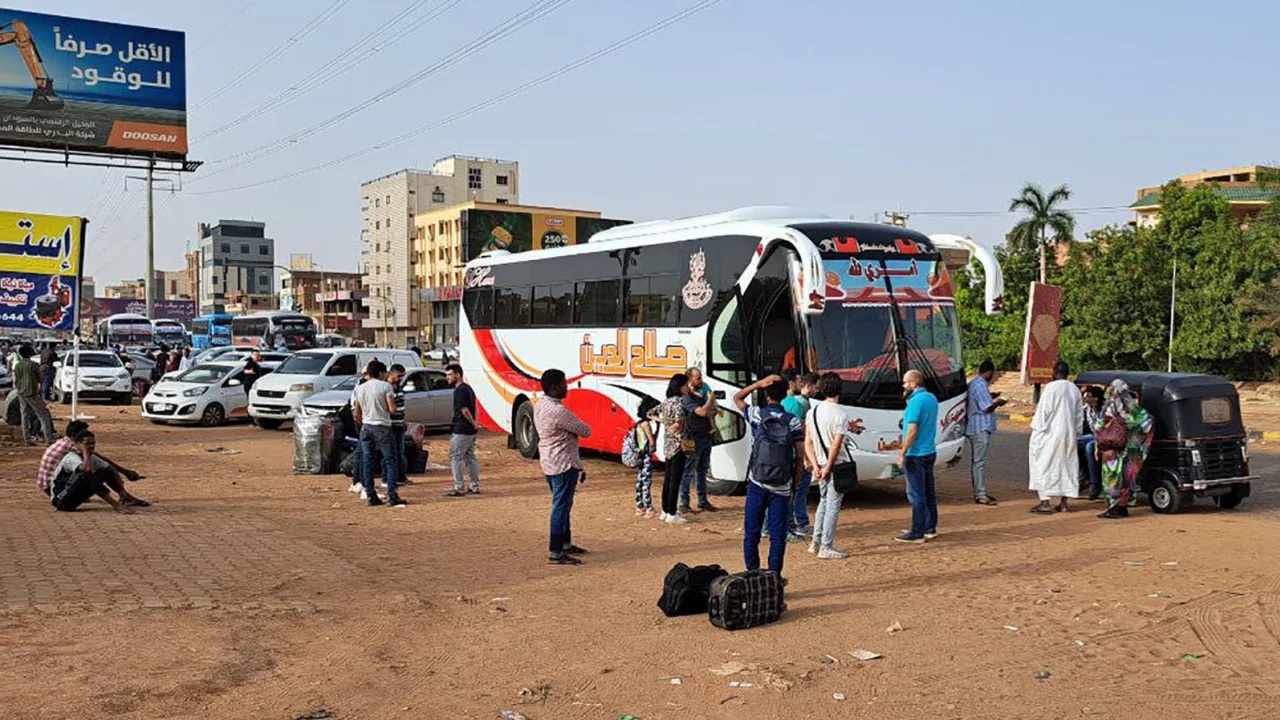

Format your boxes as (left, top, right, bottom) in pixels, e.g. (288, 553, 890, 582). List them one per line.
(1028, 379, 1084, 500)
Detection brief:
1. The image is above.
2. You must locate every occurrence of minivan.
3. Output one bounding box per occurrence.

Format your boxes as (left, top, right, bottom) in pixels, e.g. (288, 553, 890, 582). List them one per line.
(248, 348, 422, 429)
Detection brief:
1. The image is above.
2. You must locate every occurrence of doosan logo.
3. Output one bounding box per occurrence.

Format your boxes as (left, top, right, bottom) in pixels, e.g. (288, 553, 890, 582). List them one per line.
(122, 130, 179, 143)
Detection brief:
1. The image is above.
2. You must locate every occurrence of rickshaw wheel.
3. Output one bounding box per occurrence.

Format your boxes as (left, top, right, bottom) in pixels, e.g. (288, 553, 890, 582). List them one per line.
(1213, 483, 1249, 510)
(1149, 476, 1189, 514)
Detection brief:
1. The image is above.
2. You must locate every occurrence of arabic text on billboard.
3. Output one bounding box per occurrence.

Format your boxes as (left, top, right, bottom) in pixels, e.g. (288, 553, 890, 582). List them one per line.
(0, 9, 186, 157)
(81, 297, 195, 321)
(0, 210, 83, 331)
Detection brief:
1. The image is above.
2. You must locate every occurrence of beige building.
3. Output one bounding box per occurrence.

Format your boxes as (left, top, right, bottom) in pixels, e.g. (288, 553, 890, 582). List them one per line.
(411, 202, 625, 344)
(155, 269, 192, 300)
(360, 155, 519, 346)
(1131, 165, 1278, 227)
(104, 278, 145, 299)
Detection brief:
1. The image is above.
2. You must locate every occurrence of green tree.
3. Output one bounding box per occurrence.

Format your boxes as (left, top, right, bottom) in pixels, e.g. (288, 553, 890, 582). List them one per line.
(1008, 182, 1076, 284)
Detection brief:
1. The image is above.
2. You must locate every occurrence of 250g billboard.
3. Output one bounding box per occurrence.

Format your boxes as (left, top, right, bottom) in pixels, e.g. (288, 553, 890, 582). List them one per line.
(0, 9, 186, 157)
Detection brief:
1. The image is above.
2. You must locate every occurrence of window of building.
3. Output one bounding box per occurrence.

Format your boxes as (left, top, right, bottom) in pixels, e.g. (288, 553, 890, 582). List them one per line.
(375, 220, 381, 230)
(432, 187, 445, 203)
(220, 243, 230, 254)
(496, 198, 509, 205)
(468, 167, 482, 190)
(438, 221, 445, 233)
(375, 198, 380, 208)
(385, 195, 391, 205)
(496, 174, 509, 186)
(258, 245, 269, 256)
(376, 266, 381, 275)
(211, 275, 219, 285)
(240, 244, 249, 254)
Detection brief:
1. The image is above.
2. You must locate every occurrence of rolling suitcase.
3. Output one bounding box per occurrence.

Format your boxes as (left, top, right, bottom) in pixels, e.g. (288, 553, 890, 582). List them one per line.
(707, 570, 786, 630)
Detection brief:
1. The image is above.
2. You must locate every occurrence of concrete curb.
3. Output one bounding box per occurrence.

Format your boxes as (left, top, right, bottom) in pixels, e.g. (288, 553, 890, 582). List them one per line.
(998, 413, 1280, 442)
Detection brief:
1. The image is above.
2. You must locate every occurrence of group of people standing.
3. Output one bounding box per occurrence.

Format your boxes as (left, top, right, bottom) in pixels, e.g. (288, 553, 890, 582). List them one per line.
(968, 360, 1154, 519)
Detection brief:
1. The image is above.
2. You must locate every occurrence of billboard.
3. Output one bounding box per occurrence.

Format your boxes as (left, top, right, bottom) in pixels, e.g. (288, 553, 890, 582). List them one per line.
(461, 208, 630, 261)
(1020, 282, 1062, 385)
(0, 9, 186, 157)
(81, 296, 195, 321)
(0, 210, 84, 331)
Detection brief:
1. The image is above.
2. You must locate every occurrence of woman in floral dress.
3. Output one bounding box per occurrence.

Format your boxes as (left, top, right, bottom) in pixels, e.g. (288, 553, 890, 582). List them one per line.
(1096, 379, 1154, 519)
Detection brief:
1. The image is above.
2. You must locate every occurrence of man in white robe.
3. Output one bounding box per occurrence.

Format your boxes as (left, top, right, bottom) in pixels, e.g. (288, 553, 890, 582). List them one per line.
(1028, 361, 1084, 514)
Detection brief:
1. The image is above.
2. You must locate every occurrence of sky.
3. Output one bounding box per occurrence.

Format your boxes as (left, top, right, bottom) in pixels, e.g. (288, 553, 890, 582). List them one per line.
(4, 0, 1278, 287)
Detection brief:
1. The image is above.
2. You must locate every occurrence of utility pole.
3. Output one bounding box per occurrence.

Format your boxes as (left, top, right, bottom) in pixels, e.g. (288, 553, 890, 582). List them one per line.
(125, 159, 173, 318)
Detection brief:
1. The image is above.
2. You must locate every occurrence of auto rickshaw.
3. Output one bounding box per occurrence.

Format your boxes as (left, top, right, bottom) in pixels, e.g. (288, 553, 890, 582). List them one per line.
(1075, 371, 1256, 514)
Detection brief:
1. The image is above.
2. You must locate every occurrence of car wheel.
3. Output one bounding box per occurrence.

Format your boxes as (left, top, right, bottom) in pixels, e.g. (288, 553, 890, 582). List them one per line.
(706, 477, 745, 496)
(514, 401, 538, 459)
(1149, 476, 1189, 514)
(58, 386, 70, 405)
(1213, 483, 1249, 510)
(201, 403, 226, 427)
(257, 418, 284, 430)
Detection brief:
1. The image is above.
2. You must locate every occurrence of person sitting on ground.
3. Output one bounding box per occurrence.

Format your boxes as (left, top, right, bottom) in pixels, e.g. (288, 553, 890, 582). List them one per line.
(734, 373, 805, 576)
(38, 420, 149, 507)
(49, 431, 139, 513)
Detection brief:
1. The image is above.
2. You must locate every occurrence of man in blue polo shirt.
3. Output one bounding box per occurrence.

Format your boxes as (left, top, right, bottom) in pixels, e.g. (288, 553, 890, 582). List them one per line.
(897, 369, 938, 544)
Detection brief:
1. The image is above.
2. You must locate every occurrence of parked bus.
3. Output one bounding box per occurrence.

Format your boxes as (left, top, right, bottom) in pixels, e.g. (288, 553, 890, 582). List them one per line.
(189, 314, 233, 349)
(230, 311, 317, 350)
(459, 207, 1003, 492)
(94, 313, 154, 349)
(152, 318, 187, 346)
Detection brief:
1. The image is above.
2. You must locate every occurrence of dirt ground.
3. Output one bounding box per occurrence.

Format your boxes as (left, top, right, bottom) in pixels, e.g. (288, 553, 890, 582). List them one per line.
(2, 410, 1280, 720)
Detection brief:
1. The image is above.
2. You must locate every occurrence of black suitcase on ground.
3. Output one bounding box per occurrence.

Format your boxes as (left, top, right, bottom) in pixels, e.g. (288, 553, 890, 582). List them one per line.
(657, 563, 729, 617)
(707, 570, 786, 630)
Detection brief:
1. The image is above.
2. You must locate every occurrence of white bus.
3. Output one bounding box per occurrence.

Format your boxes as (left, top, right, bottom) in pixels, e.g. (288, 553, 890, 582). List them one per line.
(459, 207, 1004, 492)
(94, 313, 154, 349)
(230, 311, 317, 350)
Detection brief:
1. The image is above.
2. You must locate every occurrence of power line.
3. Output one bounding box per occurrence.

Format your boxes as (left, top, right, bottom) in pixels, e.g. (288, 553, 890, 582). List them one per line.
(190, 0, 355, 111)
(189, 0, 729, 196)
(190, 0, 257, 56)
(194, 0, 464, 144)
(194, 0, 574, 176)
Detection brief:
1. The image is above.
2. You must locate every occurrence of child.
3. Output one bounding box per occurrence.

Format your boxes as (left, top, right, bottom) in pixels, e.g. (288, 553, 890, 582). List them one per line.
(634, 398, 660, 518)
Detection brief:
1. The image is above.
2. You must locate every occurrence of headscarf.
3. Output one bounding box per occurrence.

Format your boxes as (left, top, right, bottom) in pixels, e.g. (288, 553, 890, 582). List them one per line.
(1102, 379, 1137, 420)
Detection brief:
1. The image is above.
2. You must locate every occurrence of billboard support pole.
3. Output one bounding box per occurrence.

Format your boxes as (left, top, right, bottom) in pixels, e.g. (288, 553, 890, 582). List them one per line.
(145, 157, 155, 319)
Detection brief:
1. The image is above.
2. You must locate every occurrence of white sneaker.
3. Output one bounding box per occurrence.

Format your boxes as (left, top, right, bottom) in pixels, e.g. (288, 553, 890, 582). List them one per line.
(666, 514, 689, 525)
(348, 482, 361, 494)
(817, 547, 850, 560)
(359, 487, 368, 500)
(807, 541, 818, 554)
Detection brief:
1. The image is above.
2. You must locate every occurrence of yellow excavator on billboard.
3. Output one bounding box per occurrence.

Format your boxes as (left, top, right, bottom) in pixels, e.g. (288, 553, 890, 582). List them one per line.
(0, 20, 64, 110)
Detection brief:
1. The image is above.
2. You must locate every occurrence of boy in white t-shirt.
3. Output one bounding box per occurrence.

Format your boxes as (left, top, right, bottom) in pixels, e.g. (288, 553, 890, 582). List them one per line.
(803, 372, 866, 559)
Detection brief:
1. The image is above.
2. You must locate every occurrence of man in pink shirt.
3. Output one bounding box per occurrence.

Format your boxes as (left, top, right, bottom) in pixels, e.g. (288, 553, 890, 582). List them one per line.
(533, 368, 592, 566)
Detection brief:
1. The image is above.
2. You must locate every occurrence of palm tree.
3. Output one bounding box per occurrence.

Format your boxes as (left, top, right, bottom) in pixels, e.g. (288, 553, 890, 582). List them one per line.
(1008, 183, 1076, 283)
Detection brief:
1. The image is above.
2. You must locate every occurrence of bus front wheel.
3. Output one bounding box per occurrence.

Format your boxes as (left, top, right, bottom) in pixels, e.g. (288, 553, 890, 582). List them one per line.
(706, 477, 745, 496)
(514, 402, 539, 459)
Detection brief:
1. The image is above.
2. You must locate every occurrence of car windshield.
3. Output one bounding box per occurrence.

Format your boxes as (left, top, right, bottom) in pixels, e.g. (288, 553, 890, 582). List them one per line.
(177, 364, 234, 384)
(65, 353, 122, 368)
(274, 352, 329, 375)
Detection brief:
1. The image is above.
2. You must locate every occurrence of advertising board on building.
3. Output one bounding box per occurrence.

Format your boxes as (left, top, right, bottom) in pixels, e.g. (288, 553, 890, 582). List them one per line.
(0, 9, 186, 157)
(1020, 281, 1062, 385)
(461, 208, 630, 261)
(81, 297, 195, 321)
(0, 210, 84, 331)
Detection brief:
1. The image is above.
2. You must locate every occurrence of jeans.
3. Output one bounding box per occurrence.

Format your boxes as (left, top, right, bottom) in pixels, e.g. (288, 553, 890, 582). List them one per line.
(392, 425, 407, 484)
(546, 470, 578, 556)
(903, 453, 938, 538)
(360, 424, 401, 501)
(1078, 436, 1100, 496)
(812, 479, 844, 549)
(790, 471, 812, 531)
(40, 367, 54, 400)
(51, 469, 113, 511)
(968, 431, 992, 500)
(680, 437, 711, 508)
(18, 393, 54, 444)
(450, 433, 480, 492)
(661, 450, 686, 516)
(743, 482, 791, 574)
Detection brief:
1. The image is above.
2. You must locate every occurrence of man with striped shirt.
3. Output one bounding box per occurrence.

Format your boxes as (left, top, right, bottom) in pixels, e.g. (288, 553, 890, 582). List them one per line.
(388, 364, 409, 488)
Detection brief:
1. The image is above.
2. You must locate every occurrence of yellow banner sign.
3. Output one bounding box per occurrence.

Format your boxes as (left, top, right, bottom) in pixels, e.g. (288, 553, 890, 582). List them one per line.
(0, 210, 82, 276)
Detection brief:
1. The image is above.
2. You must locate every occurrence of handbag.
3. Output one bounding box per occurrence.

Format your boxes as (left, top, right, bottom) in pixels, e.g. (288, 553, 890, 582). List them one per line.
(1095, 415, 1128, 451)
(811, 405, 858, 494)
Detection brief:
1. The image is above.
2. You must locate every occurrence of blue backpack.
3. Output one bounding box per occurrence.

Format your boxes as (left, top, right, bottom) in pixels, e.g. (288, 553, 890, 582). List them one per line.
(750, 406, 794, 486)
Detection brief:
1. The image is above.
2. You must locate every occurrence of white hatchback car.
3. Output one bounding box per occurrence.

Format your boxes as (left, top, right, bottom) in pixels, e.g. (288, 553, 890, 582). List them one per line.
(54, 351, 134, 405)
(142, 361, 273, 426)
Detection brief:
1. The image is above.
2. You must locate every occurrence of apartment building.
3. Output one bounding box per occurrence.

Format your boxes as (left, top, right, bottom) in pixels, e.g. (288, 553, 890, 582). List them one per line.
(360, 155, 519, 346)
(279, 269, 370, 341)
(412, 202, 629, 345)
(1131, 165, 1279, 227)
(196, 219, 277, 316)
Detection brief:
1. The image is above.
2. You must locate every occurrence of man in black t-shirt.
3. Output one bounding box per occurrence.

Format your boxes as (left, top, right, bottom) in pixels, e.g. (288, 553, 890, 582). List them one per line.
(242, 351, 263, 394)
(444, 363, 481, 497)
(680, 367, 720, 513)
